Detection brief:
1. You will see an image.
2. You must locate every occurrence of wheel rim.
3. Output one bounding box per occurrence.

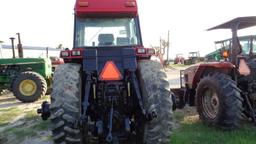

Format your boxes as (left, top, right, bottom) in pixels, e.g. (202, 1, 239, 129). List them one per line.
(202, 87, 219, 119)
(19, 79, 37, 96)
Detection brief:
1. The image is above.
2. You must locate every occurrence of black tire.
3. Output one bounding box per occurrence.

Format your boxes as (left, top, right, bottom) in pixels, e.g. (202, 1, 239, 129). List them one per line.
(46, 78, 52, 95)
(196, 72, 243, 129)
(138, 60, 174, 144)
(12, 71, 47, 102)
(50, 63, 82, 144)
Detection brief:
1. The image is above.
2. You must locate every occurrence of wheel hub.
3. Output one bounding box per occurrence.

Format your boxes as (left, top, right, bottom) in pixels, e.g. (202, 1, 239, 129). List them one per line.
(202, 88, 219, 119)
(19, 79, 37, 96)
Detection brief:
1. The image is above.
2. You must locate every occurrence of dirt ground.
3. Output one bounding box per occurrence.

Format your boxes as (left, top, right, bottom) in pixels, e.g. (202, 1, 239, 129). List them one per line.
(0, 66, 193, 144)
(0, 92, 52, 144)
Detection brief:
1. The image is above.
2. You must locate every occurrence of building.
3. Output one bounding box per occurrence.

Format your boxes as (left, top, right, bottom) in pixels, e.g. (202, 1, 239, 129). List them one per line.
(0, 45, 62, 58)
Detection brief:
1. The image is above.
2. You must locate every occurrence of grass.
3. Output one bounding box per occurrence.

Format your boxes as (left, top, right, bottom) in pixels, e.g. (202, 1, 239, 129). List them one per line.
(40, 95, 50, 101)
(1, 120, 51, 144)
(0, 107, 22, 126)
(0, 104, 51, 143)
(0, 112, 51, 144)
(171, 111, 256, 144)
(1, 97, 256, 144)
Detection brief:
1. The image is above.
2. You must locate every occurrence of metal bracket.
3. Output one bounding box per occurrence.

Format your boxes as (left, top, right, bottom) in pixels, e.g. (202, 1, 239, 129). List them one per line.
(131, 73, 146, 115)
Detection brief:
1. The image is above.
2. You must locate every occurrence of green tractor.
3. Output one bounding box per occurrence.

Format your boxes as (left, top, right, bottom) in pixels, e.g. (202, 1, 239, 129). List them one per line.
(184, 51, 204, 65)
(205, 35, 256, 62)
(0, 33, 52, 102)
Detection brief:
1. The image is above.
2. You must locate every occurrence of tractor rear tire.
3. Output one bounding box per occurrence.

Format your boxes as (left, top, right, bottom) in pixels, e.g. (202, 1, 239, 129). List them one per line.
(138, 60, 174, 144)
(50, 63, 82, 144)
(196, 72, 243, 129)
(12, 71, 47, 102)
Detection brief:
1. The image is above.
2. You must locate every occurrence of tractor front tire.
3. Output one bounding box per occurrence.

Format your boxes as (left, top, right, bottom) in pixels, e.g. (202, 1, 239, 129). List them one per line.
(50, 63, 82, 144)
(12, 71, 47, 102)
(196, 72, 243, 129)
(138, 60, 174, 144)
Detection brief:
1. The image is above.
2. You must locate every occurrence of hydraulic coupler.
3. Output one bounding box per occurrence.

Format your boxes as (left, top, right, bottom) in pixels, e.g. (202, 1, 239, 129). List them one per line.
(37, 101, 51, 121)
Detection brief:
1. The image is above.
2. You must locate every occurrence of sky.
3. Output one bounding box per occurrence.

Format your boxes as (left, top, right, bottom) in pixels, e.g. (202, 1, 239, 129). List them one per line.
(1, 0, 256, 58)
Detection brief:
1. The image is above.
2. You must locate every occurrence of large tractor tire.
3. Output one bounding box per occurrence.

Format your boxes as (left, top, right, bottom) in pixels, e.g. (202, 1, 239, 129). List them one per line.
(138, 60, 174, 144)
(50, 63, 82, 144)
(196, 72, 243, 129)
(12, 71, 47, 102)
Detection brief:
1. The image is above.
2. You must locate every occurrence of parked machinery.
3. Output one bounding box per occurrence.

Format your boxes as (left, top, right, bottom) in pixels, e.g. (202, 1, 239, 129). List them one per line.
(172, 17, 256, 129)
(0, 33, 52, 102)
(38, 0, 174, 143)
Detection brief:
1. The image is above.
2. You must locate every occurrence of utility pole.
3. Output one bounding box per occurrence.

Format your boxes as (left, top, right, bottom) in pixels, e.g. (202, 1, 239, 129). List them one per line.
(46, 47, 49, 58)
(0, 40, 3, 58)
(167, 30, 170, 61)
(159, 37, 161, 49)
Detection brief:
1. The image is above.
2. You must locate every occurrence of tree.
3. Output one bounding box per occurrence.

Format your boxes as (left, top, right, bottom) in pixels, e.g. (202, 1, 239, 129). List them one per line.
(161, 39, 169, 49)
(56, 44, 64, 49)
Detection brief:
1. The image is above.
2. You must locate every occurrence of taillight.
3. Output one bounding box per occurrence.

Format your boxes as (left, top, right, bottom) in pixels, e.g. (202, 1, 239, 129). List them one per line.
(60, 51, 69, 57)
(147, 49, 155, 54)
(72, 50, 81, 56)
(137, 48, 146, 54)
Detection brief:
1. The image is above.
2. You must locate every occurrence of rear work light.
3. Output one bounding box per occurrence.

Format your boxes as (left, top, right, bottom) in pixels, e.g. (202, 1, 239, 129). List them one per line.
(137, 48, 146, 54)
(72, 50, 81, 56)
(79, 1, 89, 7)
(125, 1, 136, 7)
(60, 51, 69, 57)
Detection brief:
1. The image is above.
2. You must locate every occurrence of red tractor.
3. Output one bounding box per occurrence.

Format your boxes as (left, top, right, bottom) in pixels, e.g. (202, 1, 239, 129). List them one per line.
(173, 16, 256, 129)
(174, 54, 185, 64)
(38, 0, 174, 143)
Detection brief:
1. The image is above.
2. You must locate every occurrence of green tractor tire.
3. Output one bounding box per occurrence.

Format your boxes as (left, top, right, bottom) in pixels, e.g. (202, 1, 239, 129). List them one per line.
(12, 71, 47, 102)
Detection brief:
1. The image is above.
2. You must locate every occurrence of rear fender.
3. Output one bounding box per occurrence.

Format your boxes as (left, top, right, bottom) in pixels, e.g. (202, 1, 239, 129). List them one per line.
(184, 62, 235, 89)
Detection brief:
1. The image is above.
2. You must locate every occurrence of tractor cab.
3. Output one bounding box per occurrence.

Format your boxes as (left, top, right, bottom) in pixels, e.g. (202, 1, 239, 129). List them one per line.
(74, 16, 142, 48)
(60, 0, 154, 72)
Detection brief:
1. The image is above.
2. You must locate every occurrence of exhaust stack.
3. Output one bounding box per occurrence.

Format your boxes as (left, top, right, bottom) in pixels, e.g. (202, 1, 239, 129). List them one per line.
(16, 33, 23, 58)
(10, 37, 15, 58)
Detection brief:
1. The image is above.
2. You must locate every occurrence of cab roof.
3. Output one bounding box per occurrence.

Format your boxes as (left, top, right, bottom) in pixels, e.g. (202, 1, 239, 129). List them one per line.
(207, 16, 256, 31)
(75, 0, 138, 17)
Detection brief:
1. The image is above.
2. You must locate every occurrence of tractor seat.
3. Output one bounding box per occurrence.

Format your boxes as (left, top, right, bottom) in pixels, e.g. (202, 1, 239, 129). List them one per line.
(98, 34, 114, 46)
(116, 37, 130, 45)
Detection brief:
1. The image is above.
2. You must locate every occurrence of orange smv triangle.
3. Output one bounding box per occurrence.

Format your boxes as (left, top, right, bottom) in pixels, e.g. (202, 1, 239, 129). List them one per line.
(100, 61, 122, 81)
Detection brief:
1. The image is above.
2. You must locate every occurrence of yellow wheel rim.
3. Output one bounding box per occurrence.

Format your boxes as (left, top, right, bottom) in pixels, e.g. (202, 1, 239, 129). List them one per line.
(19, 79, 37, 96)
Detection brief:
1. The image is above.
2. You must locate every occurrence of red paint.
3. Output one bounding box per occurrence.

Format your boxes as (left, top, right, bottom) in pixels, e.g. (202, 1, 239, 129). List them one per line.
(184, 62, 235, 89)
(75, 0, 138, 17)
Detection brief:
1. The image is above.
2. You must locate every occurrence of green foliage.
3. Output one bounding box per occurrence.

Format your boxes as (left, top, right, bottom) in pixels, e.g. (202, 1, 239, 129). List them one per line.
(171, 111, 256, 144)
